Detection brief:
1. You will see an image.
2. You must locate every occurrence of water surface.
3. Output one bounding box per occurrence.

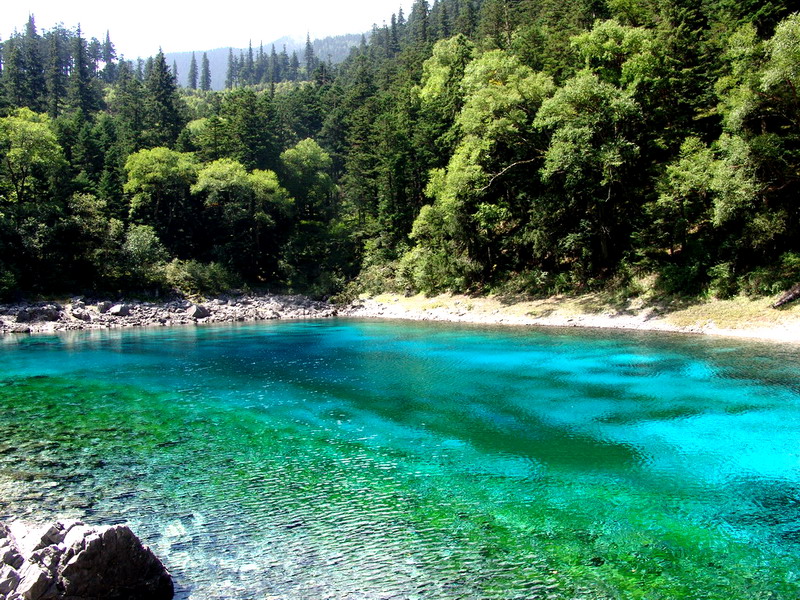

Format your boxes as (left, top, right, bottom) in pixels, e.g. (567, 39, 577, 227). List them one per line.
(0, 320, 798, 599)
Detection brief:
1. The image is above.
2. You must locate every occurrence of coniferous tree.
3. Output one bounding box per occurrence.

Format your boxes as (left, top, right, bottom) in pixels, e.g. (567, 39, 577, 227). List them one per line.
(410, 0, 431, 44)
(455, 0, 476, 36)
(88, 37, 102, 75)
(45, 28, 67, 117)
(269, 45, 280, 83)
(142, 50, 185, 147)
(305, 34, 318, 76)
(110, 60, 145, 152)
(5, 16, 48, 111)
(225, 48, 236, 88)
(243, 42, 255, 85)
(187, 52, 198, 89)
(101, 31, 117, 82)
(289, 52, 300, 81)
(256, 43, 267, 83)
(200, 53, 211, 91)
(67, 26, 101, 115)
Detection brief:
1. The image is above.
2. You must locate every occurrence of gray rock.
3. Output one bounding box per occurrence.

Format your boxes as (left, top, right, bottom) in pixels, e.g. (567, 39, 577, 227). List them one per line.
(60, 525, 173, 599)
(107, 304, 130, 317)
(96, 301, 112, 314)
(71, 309, 91, 322)
(0, 520, 173, 600)
(0, 563, 21, 596)
(186, 304, 210, 319)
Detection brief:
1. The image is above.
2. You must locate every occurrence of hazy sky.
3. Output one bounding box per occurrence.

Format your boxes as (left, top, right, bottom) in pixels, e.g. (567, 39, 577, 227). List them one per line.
(5, 0, 412, 58)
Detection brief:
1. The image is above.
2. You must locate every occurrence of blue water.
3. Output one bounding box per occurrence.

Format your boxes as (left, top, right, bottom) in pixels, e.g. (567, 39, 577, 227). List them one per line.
(0, 319, 798, 599)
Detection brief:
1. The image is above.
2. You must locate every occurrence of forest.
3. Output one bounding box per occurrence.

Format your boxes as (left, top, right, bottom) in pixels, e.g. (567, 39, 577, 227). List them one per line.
(0, 0, 799, 301)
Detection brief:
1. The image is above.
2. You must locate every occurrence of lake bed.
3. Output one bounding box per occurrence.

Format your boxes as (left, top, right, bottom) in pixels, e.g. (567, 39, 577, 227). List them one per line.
(1, 320, 798, 599)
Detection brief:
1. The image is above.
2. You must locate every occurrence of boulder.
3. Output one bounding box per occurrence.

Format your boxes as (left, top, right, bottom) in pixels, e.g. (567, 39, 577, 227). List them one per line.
(96, 301, 113, 314)
(71, 309, 91, 322)
(186, 304, 210, 319)
(107, 304, 130, 317)
(0, 520, 173, 600)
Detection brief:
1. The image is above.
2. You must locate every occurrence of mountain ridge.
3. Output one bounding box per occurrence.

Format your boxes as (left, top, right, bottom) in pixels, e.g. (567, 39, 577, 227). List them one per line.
(166, 33, 362, 90)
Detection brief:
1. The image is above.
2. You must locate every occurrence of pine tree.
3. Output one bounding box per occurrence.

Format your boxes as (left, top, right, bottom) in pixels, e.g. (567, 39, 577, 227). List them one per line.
(142, 50, 185, 147)
(67, 25, 100, 115)
(269, 45, 279, 83)
(225, 48, 236, 88)
(101, 31, 117, 82)
(279, 46, 290, 82)
(455, 0, 476, 37)
(242, 42, 255, 85)
(45, 28, 67, 117)
(187, 52, 198, 89)
(389, 14, 400, 54)
(88, 37, 102, 75)
(289, 52, 300, 81)
(200, 53, 211, 91)
(256, 43, 267, 83)
(305, 34, 318, 77)
(7, 16, 48, 111)
(109, 60, 145, 152)
(410, 0, 431, 45)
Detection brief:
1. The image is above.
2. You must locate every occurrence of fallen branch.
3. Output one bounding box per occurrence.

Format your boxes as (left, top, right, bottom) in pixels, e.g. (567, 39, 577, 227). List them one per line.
(773, 283, 800, 308)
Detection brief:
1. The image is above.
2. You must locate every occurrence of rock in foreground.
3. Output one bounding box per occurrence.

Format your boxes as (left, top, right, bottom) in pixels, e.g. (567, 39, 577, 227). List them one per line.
(0, 520, 173, 600)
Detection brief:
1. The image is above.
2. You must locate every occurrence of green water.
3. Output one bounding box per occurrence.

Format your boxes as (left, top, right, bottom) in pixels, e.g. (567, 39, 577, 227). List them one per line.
(0, 320, 798, 599)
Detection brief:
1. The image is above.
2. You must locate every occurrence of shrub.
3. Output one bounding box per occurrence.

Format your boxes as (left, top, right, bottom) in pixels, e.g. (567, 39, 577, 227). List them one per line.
(164, 259, 239, 297)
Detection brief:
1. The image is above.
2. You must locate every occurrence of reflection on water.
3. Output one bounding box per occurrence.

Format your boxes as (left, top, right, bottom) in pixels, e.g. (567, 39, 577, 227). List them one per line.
(0, 320, 799, 599)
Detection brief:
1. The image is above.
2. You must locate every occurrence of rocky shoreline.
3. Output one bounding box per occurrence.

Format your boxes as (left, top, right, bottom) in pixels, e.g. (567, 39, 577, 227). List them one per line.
(0, 294, 338, 334)
(2, 292, 798, 343)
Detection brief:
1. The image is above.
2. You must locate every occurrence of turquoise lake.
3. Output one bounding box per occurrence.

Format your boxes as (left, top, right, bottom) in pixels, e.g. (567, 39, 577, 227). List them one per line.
(0, 319, 799, 599)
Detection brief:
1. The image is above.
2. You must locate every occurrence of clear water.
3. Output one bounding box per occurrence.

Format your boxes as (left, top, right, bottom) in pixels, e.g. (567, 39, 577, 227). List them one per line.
(0, 320, 798, 599)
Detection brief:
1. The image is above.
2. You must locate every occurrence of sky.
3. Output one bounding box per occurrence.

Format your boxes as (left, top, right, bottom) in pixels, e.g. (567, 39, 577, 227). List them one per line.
(4, 0, 412, 58)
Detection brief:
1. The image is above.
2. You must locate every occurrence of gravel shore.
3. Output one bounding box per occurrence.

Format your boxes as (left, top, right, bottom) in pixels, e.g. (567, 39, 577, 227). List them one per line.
(0, 294, 337, 334)
(340, 293, 800, 344)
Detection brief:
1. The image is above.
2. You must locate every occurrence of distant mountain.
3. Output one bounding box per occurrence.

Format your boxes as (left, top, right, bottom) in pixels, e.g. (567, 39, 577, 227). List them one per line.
(166, 34, 362, 90)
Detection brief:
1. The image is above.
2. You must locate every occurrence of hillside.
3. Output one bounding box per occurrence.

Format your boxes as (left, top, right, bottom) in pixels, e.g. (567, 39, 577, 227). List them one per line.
(166, 34, 362, 90)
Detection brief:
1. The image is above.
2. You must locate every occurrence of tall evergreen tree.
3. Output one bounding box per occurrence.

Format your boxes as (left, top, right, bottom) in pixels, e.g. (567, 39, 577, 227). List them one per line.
(101, 31, 117, 82)
(5, 16, 48, 111)
(200, 53, 211, 91)
(225, 48, 236, 88)
(142, 50, 185, 147)
(45, 28, 68, 117)
(269, 45, 280, 83)
(305, 34, 318, 76)
(243, 42, 255, 85)
(187, 52, 198, 89)
(67, 26, 101, 115)
(455, 0, 476, 37)
(410, 0, 431, 44)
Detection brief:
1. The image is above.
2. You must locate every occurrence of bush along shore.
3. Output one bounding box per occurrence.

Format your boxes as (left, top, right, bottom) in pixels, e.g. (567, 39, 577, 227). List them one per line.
(0, 295, 338, 334)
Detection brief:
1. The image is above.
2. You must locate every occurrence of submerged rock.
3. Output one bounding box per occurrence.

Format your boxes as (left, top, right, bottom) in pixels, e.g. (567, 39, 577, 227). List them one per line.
(0, 520, 173, 600)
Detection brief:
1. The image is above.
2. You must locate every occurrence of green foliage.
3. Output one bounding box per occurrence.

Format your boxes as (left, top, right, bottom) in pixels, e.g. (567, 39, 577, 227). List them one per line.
(163, 258, 238, 296)
(0, 108, 65, 206)
(1, 8, 799, 300)
(122, 223, 168, 287)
